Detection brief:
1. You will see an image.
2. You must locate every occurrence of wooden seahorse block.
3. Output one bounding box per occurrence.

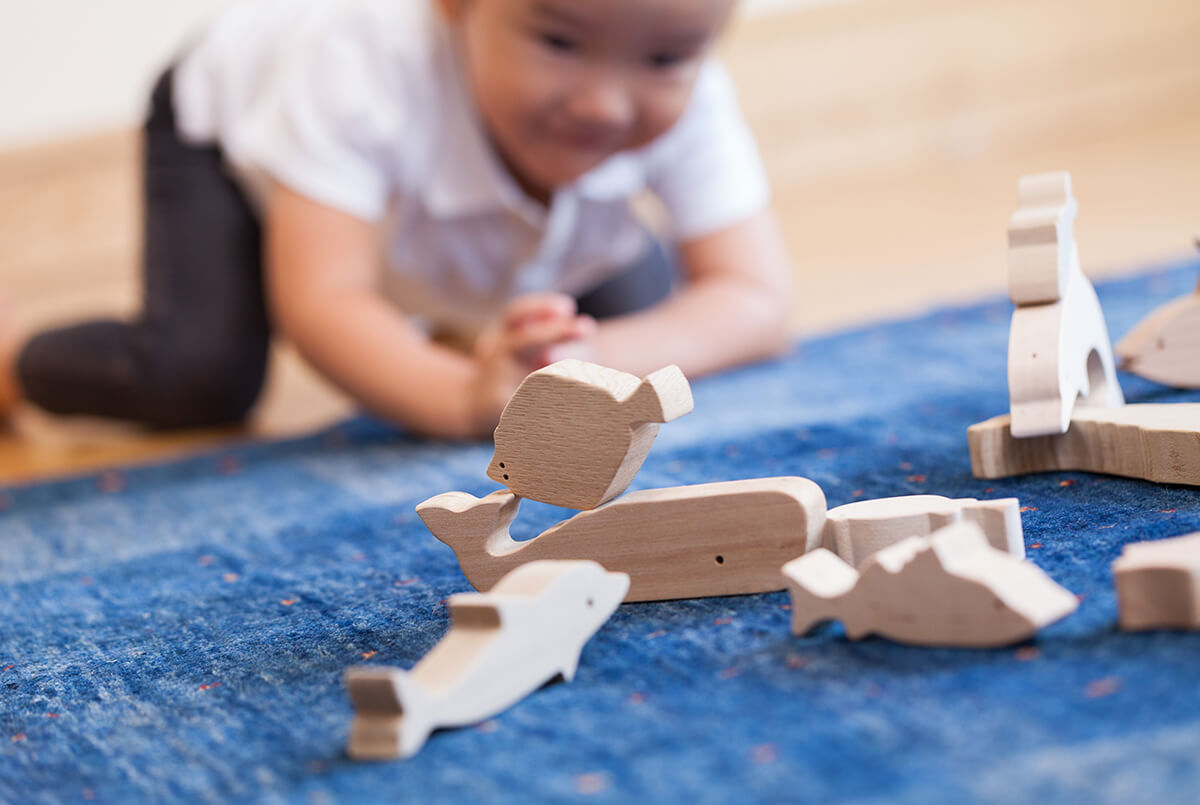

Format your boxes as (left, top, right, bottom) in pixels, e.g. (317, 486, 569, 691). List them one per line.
(968, 404, 1200, 485)
(822, 495, 1024, 567)
(783, 521, 1078, 648)
(1113, 533, 1200, 631)
(345, 560, 629, 760)
(418, 476, 827, 602)
(487, 359, 694, 510)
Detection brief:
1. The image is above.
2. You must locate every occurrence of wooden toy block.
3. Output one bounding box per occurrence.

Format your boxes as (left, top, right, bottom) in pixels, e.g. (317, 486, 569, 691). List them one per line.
(417, 477, 827, 602)
(1113, 533, 1200, 631)
(487, 359, 693, 510)
(1005, 171, 1124, 438)
(968, 404, 1200, 484)
(783, 522, 1078, 647)
(822, 495, 1024, 567)
(345, 560, 629, 760)
(1114, 238, 1200, 388)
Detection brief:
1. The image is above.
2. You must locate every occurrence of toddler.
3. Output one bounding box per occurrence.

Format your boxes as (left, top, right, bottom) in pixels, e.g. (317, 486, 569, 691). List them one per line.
(2, 0, 793, 439)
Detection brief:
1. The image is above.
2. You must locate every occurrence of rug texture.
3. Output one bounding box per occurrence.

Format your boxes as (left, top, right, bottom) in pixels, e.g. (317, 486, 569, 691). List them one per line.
(3, 261, 1200, 804)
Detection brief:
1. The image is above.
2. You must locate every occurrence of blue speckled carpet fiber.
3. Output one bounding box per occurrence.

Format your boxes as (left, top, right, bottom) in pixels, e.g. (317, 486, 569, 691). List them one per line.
(4, 261, 1200, 804)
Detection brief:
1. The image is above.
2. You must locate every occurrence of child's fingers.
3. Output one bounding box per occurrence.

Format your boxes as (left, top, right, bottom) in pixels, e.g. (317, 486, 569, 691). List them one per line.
(503, 292, 578, 332)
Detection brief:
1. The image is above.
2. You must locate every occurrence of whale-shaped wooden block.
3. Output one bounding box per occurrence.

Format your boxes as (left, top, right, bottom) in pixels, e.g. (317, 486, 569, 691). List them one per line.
(1115, 239, 1200, 388)
(968, 404, 1200, 485)
(487, 359, 693, 510)
(1005, 171, 1124, 438)
(822, 495, 1024, 567)
(418, 477, 827, 602)
(345, 560, 629, 760)
(1113, 533, 1200, 631)
(783, 522, 1078, 647)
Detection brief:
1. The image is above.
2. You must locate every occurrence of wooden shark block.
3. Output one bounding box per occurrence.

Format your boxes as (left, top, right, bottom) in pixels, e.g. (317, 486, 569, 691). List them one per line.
(783, 522, 1078, 647)
(1005, 171, 1124, 437)
(345, 560, 629, 760)
(968, 404, 1200, 484)
(1113, 533, 1200, 631)
(418, 477, 827, 602)
(1115, 240, 1200, 388)
(487, 360, 693, 510)
(822, 495, 1024, 567)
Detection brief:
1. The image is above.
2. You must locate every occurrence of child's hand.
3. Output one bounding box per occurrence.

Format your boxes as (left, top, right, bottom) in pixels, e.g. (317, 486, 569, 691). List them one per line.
(468, 293, 596, 435)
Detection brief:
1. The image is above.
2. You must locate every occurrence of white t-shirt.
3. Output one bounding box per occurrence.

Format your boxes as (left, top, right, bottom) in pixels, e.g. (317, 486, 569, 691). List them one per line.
(173, 0, 769, 336)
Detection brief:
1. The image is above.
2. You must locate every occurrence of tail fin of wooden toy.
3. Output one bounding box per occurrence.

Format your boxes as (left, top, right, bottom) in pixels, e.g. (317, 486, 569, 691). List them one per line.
(346, 667, 435, 760)
(782, 549, 859, 635)
(625, 365, 693, 424)
(416, 491, 522, 582)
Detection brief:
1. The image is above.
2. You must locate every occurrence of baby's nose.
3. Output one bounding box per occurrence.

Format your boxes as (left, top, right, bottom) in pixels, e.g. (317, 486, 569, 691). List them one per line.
(564, 77, 635, 132)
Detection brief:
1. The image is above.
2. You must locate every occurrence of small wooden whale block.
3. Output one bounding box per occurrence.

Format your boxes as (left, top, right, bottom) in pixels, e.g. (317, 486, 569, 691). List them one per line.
(968, 404, 1200, 484)
(823, 495, 1024, 567)
(783, 522, 1078, 647)
(1115, 240, 1200, 388)
(418, 477, 827, 602)
(1006, 171, 1124, 438)
(488, 360, 694, 510)
(345, 560, 629, 760)
(1113, 533, 1200, 631)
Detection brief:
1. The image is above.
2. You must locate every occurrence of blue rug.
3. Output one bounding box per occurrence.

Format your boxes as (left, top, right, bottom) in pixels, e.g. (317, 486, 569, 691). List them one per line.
(4, 260, 1200, 804)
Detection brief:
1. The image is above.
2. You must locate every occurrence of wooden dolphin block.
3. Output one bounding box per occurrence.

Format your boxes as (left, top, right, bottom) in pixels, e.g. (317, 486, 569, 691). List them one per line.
(345, 560, 629, 760)
(968, 404, 1200, 485)
(1113, 533, 1200, 631)
(783, 522, 1078, 648)
(822, 495, 1024, 567)
(1005, 172, 1124, 438)
(418, 477, 827, 602)
(1115, 239, 1200, 388)
(487, 359, 694, 510)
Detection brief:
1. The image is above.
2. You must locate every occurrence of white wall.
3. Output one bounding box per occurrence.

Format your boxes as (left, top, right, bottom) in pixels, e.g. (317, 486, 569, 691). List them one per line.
(0, 0, 827, 149)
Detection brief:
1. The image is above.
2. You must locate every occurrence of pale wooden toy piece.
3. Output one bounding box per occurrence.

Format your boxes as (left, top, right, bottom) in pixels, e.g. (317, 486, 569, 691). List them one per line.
(1113, 533, 1200, 631)
(345, 560, 629, 760)
(822, 495, 1024, 567)
(1005, 171, 1124, 437)
(1114, 238, 1200, 388)
(487, 359, 693, 510)
(783, 521, 1078, 647)
(968, 404, 1200, 484)
(417, 477, 827, 602)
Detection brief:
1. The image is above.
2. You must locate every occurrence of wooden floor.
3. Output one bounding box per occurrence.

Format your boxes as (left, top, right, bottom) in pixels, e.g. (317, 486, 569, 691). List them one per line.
(0, 0, 1197, 482)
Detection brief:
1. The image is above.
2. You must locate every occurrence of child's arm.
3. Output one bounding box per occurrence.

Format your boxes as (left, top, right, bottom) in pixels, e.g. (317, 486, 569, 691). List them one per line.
(265, 185, 587, 439)
(589, 209, 793, 378)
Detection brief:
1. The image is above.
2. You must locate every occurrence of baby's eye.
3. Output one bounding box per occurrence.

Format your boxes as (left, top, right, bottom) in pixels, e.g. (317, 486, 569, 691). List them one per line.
(648, 51, 687, 69)
(539, 32, 576, 53)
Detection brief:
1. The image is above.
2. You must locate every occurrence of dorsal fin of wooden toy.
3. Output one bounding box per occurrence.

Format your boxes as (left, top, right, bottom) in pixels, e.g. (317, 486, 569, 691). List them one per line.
(1113, 533, 1200, 630)
(783, 522, 1078, 647)
(968, 403, 1200, 484)
(346, 561, 629, 760)
(418, 477, 827, 601)
(624, 365, 693, 424)
(1005, 171, 1124, 437)
(1114, 238, 1200, 388)
(487, 360, 694, 509)
(821, 495, 1024, 567)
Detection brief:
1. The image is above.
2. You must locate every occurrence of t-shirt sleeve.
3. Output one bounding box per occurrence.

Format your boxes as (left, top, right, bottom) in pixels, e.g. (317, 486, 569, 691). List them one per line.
(230, 18, 402, 222)
(645, 61, 770, 243)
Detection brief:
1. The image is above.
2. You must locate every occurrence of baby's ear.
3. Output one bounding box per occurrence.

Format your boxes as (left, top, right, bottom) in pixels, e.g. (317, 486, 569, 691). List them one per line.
(435, 0, 467, 23)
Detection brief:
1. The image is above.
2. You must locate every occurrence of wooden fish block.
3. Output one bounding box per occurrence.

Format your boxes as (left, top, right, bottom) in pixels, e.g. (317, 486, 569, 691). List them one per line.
(823, 495, 1024, 567)
(1005, 171, 1124, 438)
(783, 522, 1078, 648)
(418, 477, 827, 602)
(1115, 240, 1200, 388)
(488, 360, 693, 510)
(345, 560, 629, 760)
(1113, 533, 1200, 631)
(968, 404, 1200, 485)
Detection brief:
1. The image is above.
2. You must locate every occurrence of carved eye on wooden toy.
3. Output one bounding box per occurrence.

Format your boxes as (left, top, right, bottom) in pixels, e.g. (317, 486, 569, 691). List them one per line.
(487, 359, 694, 510)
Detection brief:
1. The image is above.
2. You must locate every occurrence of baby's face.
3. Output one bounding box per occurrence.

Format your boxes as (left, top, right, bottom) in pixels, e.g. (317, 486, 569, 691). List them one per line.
(442, 0, 735, 203)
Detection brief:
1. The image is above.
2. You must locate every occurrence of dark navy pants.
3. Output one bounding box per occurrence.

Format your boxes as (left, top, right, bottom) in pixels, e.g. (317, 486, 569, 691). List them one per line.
(17, 71, 675, 429)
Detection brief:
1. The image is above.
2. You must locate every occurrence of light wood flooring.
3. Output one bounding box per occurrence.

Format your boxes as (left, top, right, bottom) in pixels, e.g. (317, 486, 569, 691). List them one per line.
(0, 0, 1197, 482)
